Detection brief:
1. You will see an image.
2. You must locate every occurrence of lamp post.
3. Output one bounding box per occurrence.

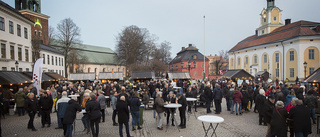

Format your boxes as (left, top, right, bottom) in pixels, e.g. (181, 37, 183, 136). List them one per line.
(303, 61, 307, 79)
(15, 61, 19, 72)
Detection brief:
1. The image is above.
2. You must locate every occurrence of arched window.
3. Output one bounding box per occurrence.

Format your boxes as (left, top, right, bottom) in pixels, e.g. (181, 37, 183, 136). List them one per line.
(103, 68, 106, 72)
(88, 68, 91, 73)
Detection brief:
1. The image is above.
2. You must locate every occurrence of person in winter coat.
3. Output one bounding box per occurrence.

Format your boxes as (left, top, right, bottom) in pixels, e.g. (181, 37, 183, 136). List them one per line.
(186, 87, 193, 113)
(233, 87, 243, 115)
(227, 86, 235, 114)
(111, 91, 118, 126)
(96, 90, 106, 122)
(85, 94, 102, 137)
(39, 91, 53, 128)
(63, 96, 82, 137)
(241, 86, 249, 112)
(270, 101, 288, 137)
(166, 91, 177, 126)
(24, 93, 38, 131)
(129, 92, 142, 131)
(285, 89, 296, 107)
(264, 94, 275, 137)
(289, 99, 312, 137)
(204, 83, 213, 113)
(177, 93, 187, 128)
(247, 84, 254, 109)
(15, 88, 26, 116)
(56, 91, 70, 135)
(304, 90, 318, 124)
(255, 89, 266, 125)
(212, 84, 223, 114)
(155, 92, 167, 130)
(253, 85, 261, 113)
(117, 96, 133, 137)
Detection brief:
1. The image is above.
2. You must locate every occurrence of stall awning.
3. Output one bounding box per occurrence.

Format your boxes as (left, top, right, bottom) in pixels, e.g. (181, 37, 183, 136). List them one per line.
(98, 72, 123, 80)
(305, 67, 320, 83)
(0, 71, 32, 85)
(221, 69, 254, 80)
(23, 72, 54, 82)
(69, 73, 95, 80)
(168, 72, 191, 80)
(46, 72, 67, 80)
(131, 71, 155, 80)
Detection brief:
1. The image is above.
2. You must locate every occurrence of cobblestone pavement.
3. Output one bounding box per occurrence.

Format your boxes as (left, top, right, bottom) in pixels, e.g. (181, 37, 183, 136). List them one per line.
(2, 99, 319, 137)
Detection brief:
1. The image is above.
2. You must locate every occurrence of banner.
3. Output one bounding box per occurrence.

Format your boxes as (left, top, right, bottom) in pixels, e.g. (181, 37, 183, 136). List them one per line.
(32, 58, 43, 96)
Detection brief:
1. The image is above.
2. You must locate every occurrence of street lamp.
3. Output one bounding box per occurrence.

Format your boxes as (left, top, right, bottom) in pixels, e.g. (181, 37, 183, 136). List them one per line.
(303, 61, 307, 79)
(15, 61, 19, 71)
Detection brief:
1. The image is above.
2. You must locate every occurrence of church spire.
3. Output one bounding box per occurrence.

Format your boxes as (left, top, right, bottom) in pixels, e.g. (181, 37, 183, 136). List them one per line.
(267, 0, 275, 9)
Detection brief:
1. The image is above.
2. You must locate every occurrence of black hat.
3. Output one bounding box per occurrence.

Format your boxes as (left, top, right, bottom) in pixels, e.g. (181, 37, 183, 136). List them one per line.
(268, 94, 275, 99)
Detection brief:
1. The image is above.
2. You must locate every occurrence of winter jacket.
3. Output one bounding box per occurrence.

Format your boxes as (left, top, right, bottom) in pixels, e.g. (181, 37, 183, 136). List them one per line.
(212, 86, 223, 101)
(255, 94, 266, 113)
(233, 90, 243, 103)
(304, 94, 318, 109)
(178, 95, 187, 111)
(241, 89, 249, 104)
(96, 94, 106, 110)
(56, 96, 70, 118)
(271, 108, 288, 136)
(285, 95, 295, 107)
(116, 100, 129, 124)
(85, 99, 102, 120)
(142, 94, 150, 105)
(129, 96, 141, 112)
(111, 95, 117, 110)
(204, 86, 213, 102)
(289, 105, 312, 133)
(15, 91, 26, 107)
(227, 88, 235, 100)
(24, 97, 37, 113)
(63, 99, 82, 124)
(264, 99, 275, 124)
(39, 95, 53, 111)
(155, 97, 166, 113)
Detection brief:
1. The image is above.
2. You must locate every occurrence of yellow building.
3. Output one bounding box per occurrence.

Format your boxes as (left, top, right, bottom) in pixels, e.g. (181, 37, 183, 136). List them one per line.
(228, 0, 320, 81)
(207, 54, 228, 76)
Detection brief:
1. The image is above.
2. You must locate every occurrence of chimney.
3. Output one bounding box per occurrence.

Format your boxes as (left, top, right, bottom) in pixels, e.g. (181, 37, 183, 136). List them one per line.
(182, 47, 185, 51)
(285, 19, 291, 25)
(188, 44, 192, 47)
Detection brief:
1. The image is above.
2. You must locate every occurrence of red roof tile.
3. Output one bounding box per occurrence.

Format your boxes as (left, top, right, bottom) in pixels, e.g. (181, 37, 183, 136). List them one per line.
(229, 20, 320, 52)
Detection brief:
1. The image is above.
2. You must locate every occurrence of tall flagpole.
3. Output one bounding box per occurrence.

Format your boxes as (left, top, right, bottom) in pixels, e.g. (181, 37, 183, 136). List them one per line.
(203, 15, 206, 80)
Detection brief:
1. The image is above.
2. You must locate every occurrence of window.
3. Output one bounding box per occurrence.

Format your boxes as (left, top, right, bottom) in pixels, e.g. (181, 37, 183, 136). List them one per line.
(275, 53, 279, 62)
(47, 55, 50, 64)
(2, 67, 7, 71)
(18, 47, 22, 60)
(194, 62, 197, 68)
(231, 59, 233, 66)
(262, 30, 265, 34)
(11, 67, 15, 71)
(43, 54, 45, 64)
(238, 58, 240, 65)
(245, 57, 248, 65)
(193, 55, 197, 59)
(62, 59, 63, 66)
(62, 70, 63, 76)
(59, 70, 61, 75)
(264, 54, 267, 63)
(290, 68, 294, 78)
(264, 18, 266, 22)
(0, 17, 4, 31)
(9, 21, 13, 34)
(1, 43, 5, 58)
(17, 24, 21, 36)
(194, 71, 197, 76)
(309, 49, 314, 60)
(26, 68, 29, 72)
(176, 65, 178, 70)
(254, 56, 257, 64)
(55, 57, 57, 66)
(250, 69, 252, 74)
(51, 56, 54, 65)
(25, 49, 29, 61)
(275, 69, 279, 77)
(273, 17, 277, 21)
(309, 68, 315, 74)
(201, 63, 204, 67)
(59, 58, 61, 66)
(289, 51, 294, 61)
(10, 46, 14, 59)
(24, 27, 28, 39)
(19, 68, 22, 72)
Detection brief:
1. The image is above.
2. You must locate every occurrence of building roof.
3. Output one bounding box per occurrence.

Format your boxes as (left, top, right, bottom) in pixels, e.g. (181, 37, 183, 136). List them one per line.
(221, 69, 254, 80)
(131, 71, 155, 80)
(69, 73, 95, 80)
(168, 72, 191, 80)
(98, 72, 123, 80)
(23, 72, 54, 82)
(0, 1, 33, 24)
(305, 67, 320, 83)
(171, 44, 209, 64)
(41, 44, 63, 55)
(0, 71, 31, 85)
(229, 20, 320, 52)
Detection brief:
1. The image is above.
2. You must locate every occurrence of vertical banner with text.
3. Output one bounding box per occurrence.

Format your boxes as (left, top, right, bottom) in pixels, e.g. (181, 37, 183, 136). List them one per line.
(32, 58, 43, 96)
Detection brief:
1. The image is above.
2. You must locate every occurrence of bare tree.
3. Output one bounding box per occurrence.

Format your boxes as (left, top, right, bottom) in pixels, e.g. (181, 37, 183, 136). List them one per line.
(56, 18, 81, 77)
(31, 33, 41, 63)
(48, 26, 55, 46)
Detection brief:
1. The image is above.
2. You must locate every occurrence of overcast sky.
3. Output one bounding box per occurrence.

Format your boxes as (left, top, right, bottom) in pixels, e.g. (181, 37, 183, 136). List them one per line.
(3, 0, 320, 58)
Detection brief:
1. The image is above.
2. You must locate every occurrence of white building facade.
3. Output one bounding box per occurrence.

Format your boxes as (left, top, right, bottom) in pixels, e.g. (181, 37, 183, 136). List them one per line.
(40, 44, 65, 77)
(0, 2, 33, 72)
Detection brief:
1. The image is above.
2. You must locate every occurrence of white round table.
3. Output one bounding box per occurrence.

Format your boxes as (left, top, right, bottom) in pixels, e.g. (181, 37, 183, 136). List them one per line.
(197, 115, 224, 137)
(164, 103, 182, 132)
(105, 96, 110, 99)
(186, 98, 197, 120)
(68, 95, 79, 98)
(186, 98, 197, 101)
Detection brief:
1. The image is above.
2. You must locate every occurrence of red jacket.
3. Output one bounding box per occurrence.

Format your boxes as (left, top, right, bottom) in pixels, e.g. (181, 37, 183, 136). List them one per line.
(233, 90, 243, 103)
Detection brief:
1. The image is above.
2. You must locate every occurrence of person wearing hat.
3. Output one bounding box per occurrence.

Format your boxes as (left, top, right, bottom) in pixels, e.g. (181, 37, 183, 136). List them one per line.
(177, 93, 187, 128)
(264, 94, 275, 137)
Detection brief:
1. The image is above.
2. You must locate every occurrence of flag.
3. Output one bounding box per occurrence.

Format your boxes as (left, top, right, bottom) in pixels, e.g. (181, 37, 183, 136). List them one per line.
(32, 58, 43, 96)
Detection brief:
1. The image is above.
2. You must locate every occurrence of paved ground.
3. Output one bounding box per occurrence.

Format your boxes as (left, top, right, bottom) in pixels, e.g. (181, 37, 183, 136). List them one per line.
(2, 100, 319, 137)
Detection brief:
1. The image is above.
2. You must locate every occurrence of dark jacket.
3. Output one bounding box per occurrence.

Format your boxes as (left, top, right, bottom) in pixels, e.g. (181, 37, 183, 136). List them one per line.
(186, 91, 193, 98)
(247, 86, 254, 100)
(155, 97, 166, 113)
(116, 100, 129, 124)
(264, 99, 275, 123)
(142, 94, 150, 105)
(85, 99, 102, 120)
(304, 94, 318, 109)
(289, 105, 311, 133)
(39, 95, 53, 111)
(233, 90, 243, 103)
(129, 96, 141, 112)
(63, 99, 82, 124)
(255, 94, 266, 113)
(15, 91, 26, 107)
(204, 86, 212, 102)
(271, 108, 288, 136)
(241, 89, 249, 104)
(227, 88, 235, 100)
(212, 86, 223, 101)
(24, 97, 37, 113)
(178, 95, 187, 111)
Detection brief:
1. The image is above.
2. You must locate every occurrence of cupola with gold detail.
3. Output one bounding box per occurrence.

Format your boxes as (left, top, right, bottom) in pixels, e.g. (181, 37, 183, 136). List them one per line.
(256, 0, 283, 36)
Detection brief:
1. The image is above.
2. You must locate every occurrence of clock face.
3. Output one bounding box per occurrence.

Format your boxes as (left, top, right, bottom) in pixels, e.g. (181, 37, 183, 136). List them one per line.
(262, 11, 267, 18)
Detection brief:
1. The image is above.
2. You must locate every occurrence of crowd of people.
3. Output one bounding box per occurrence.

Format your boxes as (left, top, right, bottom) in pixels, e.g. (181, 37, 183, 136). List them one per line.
(0, 78, 319, 137)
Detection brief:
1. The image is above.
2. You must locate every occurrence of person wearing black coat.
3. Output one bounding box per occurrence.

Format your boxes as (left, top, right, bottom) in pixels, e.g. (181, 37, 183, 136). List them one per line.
(270, 101, 288, 137)
(117, 96, 132, 137)
(24, 93, 38, 131)
(212, 84, 223, 114)
(63, 97, 82, 137)
(38, 91, 53, 128)
(177, 93, 187, 128)
(264, 94, 275, 137)
(129, 92, 142, 131)
(204, 83, 213, 113)
(241, 87, 249, 112)
(255, 89, 267, 125)
(289, 99, 312, 137)
(85, 94, 102, 137)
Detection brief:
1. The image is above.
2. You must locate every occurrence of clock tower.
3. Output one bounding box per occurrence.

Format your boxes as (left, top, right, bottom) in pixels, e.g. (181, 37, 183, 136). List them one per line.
(256, 0, 283, 36)
(15, 0, 50, 45)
